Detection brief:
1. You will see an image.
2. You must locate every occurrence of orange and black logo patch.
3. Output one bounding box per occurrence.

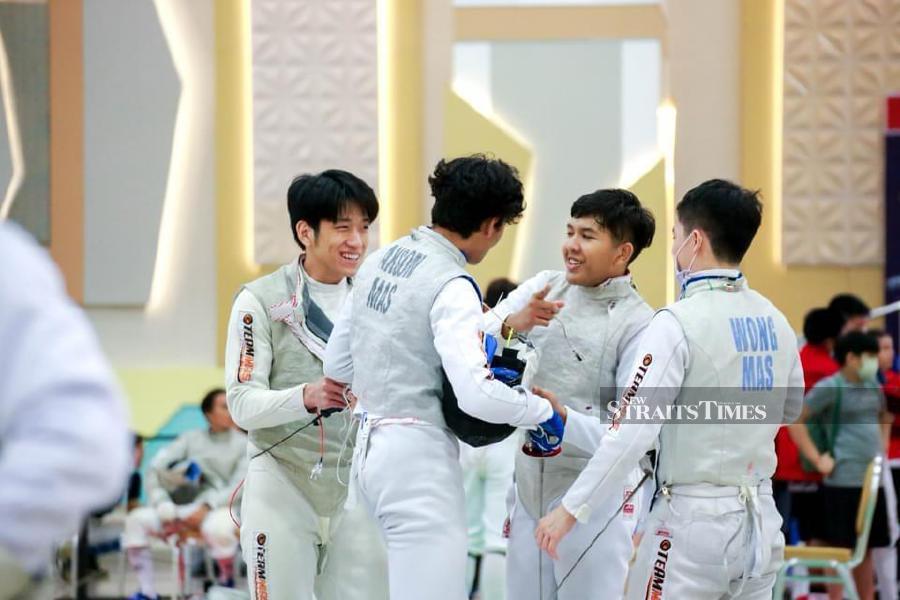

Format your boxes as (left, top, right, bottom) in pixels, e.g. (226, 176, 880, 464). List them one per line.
(238, 311, 255, 383)
(644, 537, 671, 599)
(254, 532, 268, 600)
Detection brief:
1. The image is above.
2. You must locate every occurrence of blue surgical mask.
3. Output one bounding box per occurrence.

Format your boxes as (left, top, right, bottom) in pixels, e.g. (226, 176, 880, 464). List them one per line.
(673, 233, 699, 293)
(859, 355, 879, 381)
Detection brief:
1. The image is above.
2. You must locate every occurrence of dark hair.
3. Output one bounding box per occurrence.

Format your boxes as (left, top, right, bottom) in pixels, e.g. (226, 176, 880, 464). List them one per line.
(571, 189, 655, 264)
(132, 432, 144, 447)
(429, 155, 524, 238)
(802, 308, 843, 345)
(676, 179, 763, 263)
(867, 328, 890, 340)
(828, 294, 870, 320)
(834, 331, 879, 366)
(287, 170, 379, 250)
(484, 278, 518, 308)
(201, 388, 225, 415)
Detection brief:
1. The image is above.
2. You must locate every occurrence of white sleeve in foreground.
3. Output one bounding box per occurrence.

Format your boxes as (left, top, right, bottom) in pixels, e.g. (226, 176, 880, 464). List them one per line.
(323, 287, 355, 384)
(562, 311, 688, 522)
(432, 278, 552, 427)
(0, 225, 131, 574)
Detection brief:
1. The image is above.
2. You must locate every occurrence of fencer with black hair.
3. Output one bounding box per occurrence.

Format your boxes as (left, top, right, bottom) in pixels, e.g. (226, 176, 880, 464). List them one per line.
(534, 179, 804, 599)
(324, 155, 563, 600)
(491, 188, 657, 600)
(225, 169, 388, 600)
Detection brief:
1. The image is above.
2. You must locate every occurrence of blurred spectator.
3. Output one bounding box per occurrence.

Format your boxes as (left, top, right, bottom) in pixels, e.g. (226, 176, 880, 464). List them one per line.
(774, 307, 843, 543)
(484, 277, 518, 309)
(0, 221, 131, 599)
(872, 329, 900, 599)
(122, 389, 247, 599)
(874, 331, 900, 459)
(829, 293, 871, 335)
(790, 331, 893, 600)
(128, 434, 145, 512)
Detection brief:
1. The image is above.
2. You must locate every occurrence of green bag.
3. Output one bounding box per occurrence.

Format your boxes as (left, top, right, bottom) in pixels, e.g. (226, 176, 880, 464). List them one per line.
(801, 377, 843, 473)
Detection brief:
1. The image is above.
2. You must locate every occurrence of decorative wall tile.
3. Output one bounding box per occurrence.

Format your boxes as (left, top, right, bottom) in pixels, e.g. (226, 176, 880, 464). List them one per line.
(782, 0, 900, 265)
(252, 0, 378, 265)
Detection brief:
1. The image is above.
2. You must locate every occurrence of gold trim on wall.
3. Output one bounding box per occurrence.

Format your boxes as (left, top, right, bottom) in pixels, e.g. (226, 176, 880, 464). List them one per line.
(455, 5, 665, 42)
(48, 0, 83, 302)
(215, 0, 261, 363)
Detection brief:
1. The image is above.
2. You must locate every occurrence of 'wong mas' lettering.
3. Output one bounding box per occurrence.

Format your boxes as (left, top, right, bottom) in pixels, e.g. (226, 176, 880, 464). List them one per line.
(729, 316, 777, 391)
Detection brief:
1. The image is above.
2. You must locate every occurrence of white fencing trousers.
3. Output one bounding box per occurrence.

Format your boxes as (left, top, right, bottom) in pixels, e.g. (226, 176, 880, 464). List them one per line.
(122, 504, 239, 559)
(356, 419, 468, 600)
(239, 452, 388, 600)
(506, 483, 639, 600)
(461, 435, 518, 556)
(625, 483, 784, 600)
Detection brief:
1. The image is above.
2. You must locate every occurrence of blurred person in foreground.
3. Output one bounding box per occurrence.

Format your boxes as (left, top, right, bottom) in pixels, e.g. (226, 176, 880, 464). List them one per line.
(0, 220, 130, 599)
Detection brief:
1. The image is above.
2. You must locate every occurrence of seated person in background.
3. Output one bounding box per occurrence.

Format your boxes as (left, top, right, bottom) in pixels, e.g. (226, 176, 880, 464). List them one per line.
(123, 389, 247, 599)
(128, 434, 145, 512)
(790, 331, 893, 600)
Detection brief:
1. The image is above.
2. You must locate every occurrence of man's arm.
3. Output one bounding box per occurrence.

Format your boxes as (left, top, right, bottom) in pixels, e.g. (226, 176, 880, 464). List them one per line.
(323, 287, 355, 384)
(562, 311, 688, 522)
(787, 381, 836, 475)
(224, 290, 312, 430)
(483, 271, 557, 338)
(433, 278, 553, 427)
(0, 224, 131, 575)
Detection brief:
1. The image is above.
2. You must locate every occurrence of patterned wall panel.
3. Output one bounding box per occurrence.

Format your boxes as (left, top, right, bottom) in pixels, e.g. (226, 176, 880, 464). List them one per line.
(251, 0, 378, 265)
(782, 0, 900, 265)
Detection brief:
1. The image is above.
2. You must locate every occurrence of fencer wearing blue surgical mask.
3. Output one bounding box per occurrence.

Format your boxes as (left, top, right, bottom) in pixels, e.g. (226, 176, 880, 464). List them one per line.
(672, 227, 700, 292)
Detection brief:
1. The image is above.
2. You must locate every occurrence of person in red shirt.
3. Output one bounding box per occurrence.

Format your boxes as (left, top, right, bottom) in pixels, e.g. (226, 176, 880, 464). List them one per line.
(873, 330, 900, 456)
(869, 329, 900, 600)
(774, 307, 842, 542)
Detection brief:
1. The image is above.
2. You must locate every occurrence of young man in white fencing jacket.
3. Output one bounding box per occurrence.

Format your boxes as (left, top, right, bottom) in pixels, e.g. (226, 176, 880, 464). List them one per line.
(324, 155, 563, 600)
(487, 189, 655, 599)
(534, 179, 805, 599)
(225, 170, 388, 600)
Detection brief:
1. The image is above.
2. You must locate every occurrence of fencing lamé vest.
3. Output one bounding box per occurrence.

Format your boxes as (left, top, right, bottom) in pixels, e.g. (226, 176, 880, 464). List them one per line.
(516, 272, 653, 518)
(243, 262, 354, 516)
(348, 226, 476, 427)
(656, 275, 797, 487)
